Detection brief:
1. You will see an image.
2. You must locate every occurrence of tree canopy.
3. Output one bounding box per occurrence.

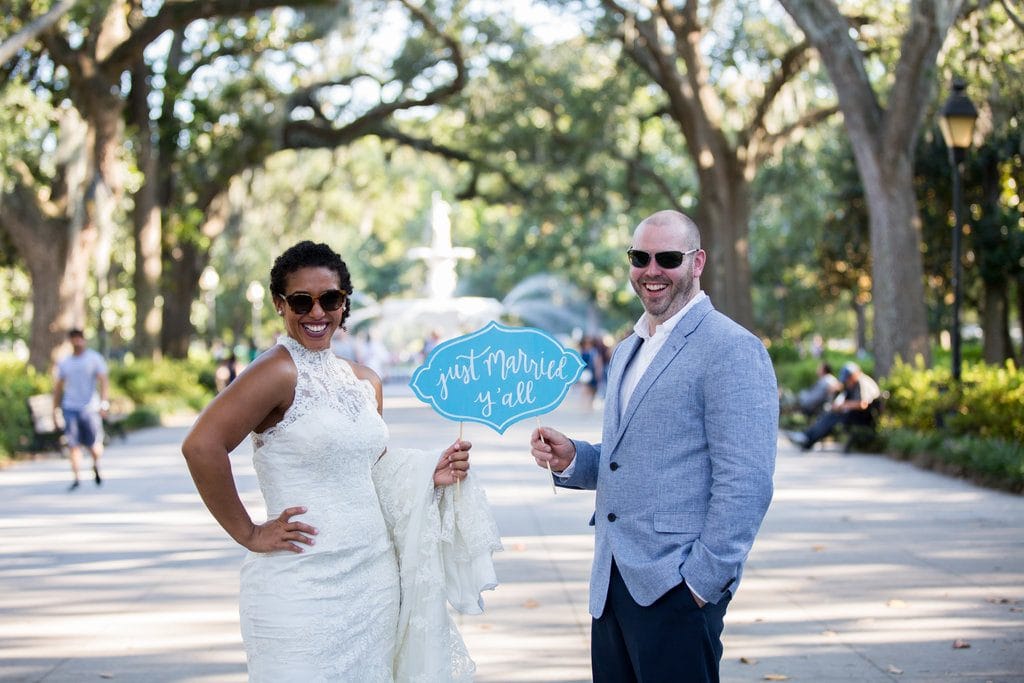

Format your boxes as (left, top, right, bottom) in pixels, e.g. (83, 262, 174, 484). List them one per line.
(1, 0, 1021, 373)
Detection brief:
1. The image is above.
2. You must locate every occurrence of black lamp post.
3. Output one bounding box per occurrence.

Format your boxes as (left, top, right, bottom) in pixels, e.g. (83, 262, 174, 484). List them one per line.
(938, 78, 978, 383)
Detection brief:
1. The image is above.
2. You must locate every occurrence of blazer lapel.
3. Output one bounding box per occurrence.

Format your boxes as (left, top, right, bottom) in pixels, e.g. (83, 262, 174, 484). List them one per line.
(605, 335, 642, 435)
(614, 298, 715, 446)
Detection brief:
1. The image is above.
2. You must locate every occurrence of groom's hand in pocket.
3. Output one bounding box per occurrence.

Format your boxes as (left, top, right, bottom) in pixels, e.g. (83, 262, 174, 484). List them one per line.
(434, 439, 471, 487)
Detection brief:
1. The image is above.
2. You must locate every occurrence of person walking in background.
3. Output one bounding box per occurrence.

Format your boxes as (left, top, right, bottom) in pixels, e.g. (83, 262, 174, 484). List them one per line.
(214, 352, 238, 394)
(578, 336, 604, 410)
(786, 361, 881, 451)
(53, 329, 109, 491)
(529, 210, 778, 682)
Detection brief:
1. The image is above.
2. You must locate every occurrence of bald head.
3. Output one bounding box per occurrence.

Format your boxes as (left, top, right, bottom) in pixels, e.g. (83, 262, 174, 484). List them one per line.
(633, 210, 701, 250)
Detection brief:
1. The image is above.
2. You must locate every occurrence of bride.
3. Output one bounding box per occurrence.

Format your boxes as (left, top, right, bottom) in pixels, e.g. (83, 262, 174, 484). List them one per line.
(182, 240, 501, 682)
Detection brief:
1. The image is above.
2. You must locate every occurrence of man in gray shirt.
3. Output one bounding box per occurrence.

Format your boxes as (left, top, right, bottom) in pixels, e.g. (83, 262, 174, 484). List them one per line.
(54, 329, 109, 490)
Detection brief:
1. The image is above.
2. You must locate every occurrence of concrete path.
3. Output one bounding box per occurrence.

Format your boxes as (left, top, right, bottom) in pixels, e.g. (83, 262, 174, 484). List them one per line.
(1, 385, 1021, 682)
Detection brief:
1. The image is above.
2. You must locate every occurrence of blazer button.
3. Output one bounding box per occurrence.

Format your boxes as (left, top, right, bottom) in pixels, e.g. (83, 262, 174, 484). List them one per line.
(609, 462, 619, 471)
(607, 513, 617, 522)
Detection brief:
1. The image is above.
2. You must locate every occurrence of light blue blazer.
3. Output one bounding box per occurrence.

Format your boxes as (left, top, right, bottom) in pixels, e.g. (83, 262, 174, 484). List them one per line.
(558, 297, 777, 617)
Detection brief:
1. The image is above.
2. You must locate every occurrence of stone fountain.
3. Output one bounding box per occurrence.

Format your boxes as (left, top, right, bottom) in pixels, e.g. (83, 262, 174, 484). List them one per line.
(345, 192, 601, 375)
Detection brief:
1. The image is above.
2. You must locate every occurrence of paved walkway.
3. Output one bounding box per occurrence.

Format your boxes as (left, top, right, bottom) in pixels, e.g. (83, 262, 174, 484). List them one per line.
(1, 386, 1021, 682)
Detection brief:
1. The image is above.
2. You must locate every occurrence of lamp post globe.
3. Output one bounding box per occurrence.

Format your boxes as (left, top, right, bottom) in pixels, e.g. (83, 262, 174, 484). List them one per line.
(938, 78, 978, 384)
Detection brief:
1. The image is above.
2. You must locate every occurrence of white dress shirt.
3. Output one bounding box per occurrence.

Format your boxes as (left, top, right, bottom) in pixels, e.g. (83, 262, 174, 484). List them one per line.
(618, 291, 706, 421)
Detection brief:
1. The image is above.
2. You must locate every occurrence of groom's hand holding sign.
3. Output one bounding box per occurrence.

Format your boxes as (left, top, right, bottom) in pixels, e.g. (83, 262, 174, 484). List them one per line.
(529, 427, 575, 474)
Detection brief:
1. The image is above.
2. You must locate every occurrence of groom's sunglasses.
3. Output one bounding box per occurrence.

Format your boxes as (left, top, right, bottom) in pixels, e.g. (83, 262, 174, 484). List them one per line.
(626, 248, 699, 269)
(279, 289, 348, 315)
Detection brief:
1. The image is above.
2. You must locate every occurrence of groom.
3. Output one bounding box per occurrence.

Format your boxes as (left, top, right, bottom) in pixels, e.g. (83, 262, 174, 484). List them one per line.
(530, 210, 777, 682)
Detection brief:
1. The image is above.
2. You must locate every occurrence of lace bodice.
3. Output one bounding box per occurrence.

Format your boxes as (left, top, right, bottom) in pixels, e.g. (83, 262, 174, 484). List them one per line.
(253, 335, 382, 450)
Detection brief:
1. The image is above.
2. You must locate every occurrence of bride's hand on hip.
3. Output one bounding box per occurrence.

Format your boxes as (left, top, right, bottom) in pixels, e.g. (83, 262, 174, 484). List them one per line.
(246, 506, 318, 553)
(433, 439, 471, 487)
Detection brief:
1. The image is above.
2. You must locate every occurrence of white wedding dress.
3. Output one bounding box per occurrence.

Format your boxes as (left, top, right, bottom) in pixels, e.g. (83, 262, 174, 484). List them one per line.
(239, 336, 501, 682)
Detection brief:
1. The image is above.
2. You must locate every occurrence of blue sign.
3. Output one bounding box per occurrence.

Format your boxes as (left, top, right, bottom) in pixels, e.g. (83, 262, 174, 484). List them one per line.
(409, 321, 586, 433)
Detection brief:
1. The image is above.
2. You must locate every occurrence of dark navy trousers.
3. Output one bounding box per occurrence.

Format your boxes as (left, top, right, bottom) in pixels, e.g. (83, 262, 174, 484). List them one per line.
(592, 561, 731, 683)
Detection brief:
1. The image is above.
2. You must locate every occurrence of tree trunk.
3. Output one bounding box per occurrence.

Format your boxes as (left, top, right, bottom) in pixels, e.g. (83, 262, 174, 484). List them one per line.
(24, 213, 95, 371)
(974, 143, 1013, 365)
(0, 108, 101, 372)
(159, 184, 239, 357)
(25, 257, 66, 372)
(853, 299, 868, 354)
(133, 174, 163, 359)
(160, 240, 202, 358)
(860, 151, 932, 374)
(695, 160, 755, 331)
(91, 177, 117, 358)
(130, 60, 163, 360)
(78, 85, 125, 358)
(981, 282, 1010, 364)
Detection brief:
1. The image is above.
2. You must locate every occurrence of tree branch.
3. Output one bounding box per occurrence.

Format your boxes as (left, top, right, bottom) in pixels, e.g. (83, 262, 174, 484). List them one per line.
(101, 0, 338, 73)
(743, 41, 812, 146)
(281, 2, 466, 151)
(751, 104, 840, 165)
(374, 125, 474, 163)
(999, 0, 1024, 32)
(884, 0, 964, 153)
(0, 0, 79, 67)
(778, 0, 885, 144)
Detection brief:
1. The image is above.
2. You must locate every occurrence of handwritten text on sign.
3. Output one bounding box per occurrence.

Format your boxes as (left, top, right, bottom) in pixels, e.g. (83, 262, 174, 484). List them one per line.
(409, 322, 585, 433)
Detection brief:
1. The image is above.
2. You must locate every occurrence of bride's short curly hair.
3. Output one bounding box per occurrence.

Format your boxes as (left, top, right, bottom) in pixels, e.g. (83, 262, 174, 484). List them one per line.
(269, 241, 353, 325)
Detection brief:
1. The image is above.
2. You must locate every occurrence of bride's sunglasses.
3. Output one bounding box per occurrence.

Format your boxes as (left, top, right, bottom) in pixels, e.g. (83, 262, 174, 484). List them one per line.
(279, 289, 348, 315)
(626, 248, 699, 269)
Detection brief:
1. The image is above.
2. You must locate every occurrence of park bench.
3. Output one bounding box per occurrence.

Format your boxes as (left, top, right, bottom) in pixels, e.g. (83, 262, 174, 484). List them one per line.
(26, 394, 65, 453)
(26, 394, 128, 452)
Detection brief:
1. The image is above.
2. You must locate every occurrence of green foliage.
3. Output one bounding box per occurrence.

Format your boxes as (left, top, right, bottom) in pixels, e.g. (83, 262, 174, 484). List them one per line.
(885, 428, 1024, 494)
(0, 268, 30, 340)
(0, 356, 50, 460)
(0, 80, 52, 183)
(121, 408, 162, 431)
(110, 358, 215, 414)
(881, 357, 951, 432)
(949, 361, 1024, 442)
(883, 357, 1024, 443)
(766, 341, 802, 366)
(750, 127, 877, 346)
(876, 358, 1024, 492)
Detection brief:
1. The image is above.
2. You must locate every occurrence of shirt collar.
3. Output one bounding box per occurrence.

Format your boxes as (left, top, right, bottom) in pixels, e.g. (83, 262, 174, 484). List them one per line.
(633, 291, 706, 341)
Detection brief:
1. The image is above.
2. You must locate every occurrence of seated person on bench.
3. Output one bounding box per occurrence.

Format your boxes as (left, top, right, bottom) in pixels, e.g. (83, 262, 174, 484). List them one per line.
(796, 362, 843, 417)
(785, 362, 880, 451)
